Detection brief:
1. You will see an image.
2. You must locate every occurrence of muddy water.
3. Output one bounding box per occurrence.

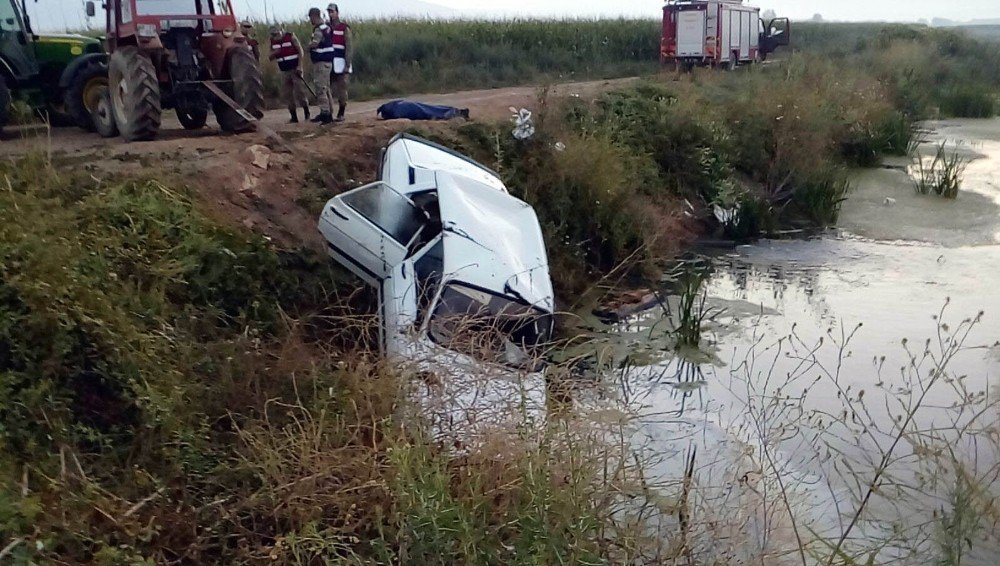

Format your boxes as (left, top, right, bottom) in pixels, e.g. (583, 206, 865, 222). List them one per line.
(587, 119, 1000, 561)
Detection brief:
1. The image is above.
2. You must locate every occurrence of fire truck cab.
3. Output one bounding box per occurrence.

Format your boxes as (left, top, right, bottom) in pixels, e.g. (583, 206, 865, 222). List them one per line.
(661, 0, 790, 70)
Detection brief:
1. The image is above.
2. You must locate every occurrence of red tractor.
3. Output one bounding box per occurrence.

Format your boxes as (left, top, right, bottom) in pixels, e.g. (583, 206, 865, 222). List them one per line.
(85, 0, 264, 141)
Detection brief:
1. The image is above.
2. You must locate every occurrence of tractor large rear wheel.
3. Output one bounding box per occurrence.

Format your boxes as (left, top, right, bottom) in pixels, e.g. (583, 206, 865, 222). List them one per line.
(65, 58, 109, 131)
(0, 75, 11, 132)
(214, 47, 264, 133)
(109, 46, 161, 141)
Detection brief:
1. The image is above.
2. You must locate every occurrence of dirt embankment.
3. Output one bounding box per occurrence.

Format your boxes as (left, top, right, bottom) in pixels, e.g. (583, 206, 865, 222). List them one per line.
(0, 79, 640, 256)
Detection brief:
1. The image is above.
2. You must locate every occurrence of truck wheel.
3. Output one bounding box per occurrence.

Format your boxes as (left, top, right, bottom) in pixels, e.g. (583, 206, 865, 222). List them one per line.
(0, 75, 11, 131)
(214, 47, 264, 133)
(91, 87, 119, 138)
(109, 46, 161, 141)
(177, 107, 208, 130)
(65, 59, 109, 131)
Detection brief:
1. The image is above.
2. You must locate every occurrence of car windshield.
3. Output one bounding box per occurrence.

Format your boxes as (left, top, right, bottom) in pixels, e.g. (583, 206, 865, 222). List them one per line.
(427, 283, 553, 369)
(135, 0, 228, 16)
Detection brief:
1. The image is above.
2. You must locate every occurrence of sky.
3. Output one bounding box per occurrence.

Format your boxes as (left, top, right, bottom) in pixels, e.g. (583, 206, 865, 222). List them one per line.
(24, 0, 1000, 33)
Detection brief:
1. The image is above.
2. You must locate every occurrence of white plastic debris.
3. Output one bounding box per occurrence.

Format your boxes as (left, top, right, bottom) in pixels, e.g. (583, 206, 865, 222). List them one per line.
(554, 141, 566, 152)
(510, 107, 535, 140)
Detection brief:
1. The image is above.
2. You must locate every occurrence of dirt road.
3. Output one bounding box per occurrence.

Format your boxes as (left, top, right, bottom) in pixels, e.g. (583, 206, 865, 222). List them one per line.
(0, 77, 636, 254)
(0, 78, 636, 158)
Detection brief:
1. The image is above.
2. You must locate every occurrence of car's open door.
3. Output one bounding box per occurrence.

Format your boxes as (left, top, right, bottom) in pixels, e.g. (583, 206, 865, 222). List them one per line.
(760, 17, 791, 58)
(319, 181, 429, 286)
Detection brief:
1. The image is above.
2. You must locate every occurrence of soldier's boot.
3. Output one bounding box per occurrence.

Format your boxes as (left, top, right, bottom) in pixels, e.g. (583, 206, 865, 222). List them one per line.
(289, 109, 299, 124)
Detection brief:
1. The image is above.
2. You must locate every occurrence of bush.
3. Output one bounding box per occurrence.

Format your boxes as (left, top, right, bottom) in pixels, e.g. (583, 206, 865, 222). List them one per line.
(938, 85, 997, 118)
(789, 168, 852, 225)
(840, 111, 916, 166)
(911, 142, 968, 198)
(0, 156, 346, 561)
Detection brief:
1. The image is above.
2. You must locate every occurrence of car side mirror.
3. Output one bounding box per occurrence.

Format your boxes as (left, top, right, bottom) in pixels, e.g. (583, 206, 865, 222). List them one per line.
(86, 2, 97, 18)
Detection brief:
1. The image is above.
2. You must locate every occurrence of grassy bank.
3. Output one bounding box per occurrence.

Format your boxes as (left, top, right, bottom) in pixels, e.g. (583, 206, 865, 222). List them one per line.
(0, 157, 666, 563)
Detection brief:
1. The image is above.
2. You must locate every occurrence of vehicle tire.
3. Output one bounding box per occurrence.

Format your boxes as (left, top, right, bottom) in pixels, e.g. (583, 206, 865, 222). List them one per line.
(177, 107, 209, 130)
(91, 87, 119, 138)
(65, 59, 109, 131)
(109, 46, 161, 141)
(214, 47, 264, 133)
(0, 75, 11, 131)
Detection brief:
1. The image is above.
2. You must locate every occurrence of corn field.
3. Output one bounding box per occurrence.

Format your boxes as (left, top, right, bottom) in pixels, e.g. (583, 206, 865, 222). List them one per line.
(255, 18, 661, 102)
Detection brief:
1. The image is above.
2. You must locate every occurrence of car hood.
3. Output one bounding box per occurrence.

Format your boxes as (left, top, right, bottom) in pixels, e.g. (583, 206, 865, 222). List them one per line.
(436, 171, 555, 314)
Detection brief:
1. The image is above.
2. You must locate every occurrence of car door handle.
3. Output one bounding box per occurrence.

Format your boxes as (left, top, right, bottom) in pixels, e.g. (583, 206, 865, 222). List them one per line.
(328, 206, 349, 221)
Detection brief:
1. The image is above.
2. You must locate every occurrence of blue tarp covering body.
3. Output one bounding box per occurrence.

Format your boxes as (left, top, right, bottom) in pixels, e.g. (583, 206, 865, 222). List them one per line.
(377, 100, 465, 121)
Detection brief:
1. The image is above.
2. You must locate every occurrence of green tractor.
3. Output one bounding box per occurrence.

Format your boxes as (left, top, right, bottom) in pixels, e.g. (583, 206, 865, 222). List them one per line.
(0, 0, 108, 133)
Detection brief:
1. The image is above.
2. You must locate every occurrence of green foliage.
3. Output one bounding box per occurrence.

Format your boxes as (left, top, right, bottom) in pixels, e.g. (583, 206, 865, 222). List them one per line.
(0, 156, 343, 561)
(938, 85, 997, 118)
(383, 435, 606, 565)
(670, 265, 716, 351)
(789, 168, 853, 225)
(935, 467, 983, 566)
(841, 111, 916, 166)
(912, 142, 968, 198)
(259, 18, 660, 103)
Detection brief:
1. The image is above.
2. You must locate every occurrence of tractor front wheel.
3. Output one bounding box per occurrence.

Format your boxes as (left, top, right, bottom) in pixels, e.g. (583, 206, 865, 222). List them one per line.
(65, 59, 109, 131)
(109, 46, 161, 141)
(177, 107, 208, 130)
(91, 87, 119, 138)
(214, 47, 264, 133)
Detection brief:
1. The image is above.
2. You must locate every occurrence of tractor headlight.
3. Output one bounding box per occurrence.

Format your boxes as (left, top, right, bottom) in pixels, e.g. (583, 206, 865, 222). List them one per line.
(137, 24, 158, 38)
(222, 27, 235, 38)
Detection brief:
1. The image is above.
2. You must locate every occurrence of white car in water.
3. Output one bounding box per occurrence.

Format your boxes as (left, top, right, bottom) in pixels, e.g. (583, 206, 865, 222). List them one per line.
(318, 134, 555, 436)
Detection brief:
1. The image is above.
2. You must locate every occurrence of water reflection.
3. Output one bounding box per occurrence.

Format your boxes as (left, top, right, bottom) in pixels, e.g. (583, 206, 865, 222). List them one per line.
(569, 119, 1000, 563)
(652, 357, 708, 418)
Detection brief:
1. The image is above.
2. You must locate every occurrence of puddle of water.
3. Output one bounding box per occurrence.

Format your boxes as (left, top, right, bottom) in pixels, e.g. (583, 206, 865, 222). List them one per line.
(581, 119, 1000, 561)
(841, 118, 1000, 246)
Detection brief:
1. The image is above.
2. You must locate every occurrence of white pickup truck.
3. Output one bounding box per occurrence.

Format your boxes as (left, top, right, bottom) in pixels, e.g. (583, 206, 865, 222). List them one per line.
(319, 134, 555, 373)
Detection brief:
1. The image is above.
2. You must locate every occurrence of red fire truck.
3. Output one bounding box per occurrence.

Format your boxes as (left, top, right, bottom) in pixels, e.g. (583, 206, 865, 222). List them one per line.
(661, 0, 790, 70)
